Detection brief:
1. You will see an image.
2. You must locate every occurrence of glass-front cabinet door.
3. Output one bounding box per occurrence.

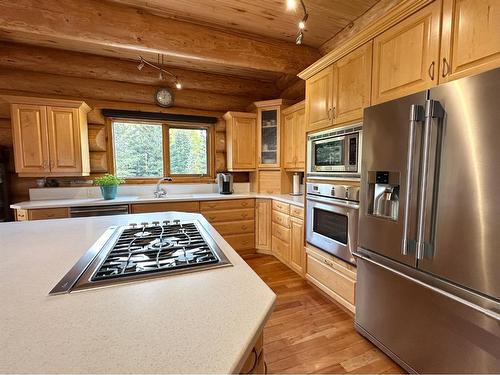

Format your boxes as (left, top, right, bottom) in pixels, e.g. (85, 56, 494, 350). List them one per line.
(259, 108, 279, 167)
(256, 99, 287, 169)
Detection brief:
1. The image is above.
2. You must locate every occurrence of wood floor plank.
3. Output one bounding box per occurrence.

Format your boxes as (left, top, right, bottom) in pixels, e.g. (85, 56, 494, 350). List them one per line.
(244, 254, 404, 374)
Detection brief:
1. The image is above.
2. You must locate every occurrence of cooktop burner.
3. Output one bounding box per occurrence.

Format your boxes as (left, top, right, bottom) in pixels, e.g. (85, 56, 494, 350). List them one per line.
(49, 220, 232, 294)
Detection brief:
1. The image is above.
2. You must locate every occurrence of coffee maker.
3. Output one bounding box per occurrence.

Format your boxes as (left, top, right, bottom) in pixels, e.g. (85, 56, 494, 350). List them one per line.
(217, 173, 233, 195)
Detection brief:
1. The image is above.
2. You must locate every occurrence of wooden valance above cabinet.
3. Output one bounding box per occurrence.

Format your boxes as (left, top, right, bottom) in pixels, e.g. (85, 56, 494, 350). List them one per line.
(0, 96, 91, 177)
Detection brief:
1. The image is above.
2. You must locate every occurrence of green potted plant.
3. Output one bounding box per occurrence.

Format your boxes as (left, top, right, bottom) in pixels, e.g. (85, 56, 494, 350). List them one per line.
(93, 174, 124, 200)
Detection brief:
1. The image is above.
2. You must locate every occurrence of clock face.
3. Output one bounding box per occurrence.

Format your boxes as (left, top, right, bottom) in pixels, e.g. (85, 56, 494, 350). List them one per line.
(155, 88, 174, 107)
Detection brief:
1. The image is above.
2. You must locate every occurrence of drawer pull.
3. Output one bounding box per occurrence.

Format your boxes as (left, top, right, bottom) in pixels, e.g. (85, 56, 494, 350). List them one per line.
(241, 225, 248, 230)
(323, 258, 333, 267)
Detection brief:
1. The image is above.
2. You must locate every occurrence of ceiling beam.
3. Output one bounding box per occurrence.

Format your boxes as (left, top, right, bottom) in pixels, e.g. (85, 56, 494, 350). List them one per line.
(0, 69, 252, 112)
(0, 42, 280, 99)
(0, 0, 320, 77)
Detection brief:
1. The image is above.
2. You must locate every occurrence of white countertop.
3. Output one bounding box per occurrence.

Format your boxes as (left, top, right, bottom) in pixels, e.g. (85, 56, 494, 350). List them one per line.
(0, 212, 276, 373)
(10, 192, 305, 210)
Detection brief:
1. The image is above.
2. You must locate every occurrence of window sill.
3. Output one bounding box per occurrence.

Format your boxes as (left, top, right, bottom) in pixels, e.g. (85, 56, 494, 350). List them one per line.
(122, 176, 215, 184)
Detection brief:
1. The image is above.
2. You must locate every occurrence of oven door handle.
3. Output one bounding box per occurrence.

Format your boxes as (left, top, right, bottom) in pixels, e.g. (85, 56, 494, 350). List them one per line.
(306, 195, 359, 210)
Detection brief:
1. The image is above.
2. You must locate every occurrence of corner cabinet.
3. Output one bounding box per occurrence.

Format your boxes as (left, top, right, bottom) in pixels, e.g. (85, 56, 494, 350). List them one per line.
(2, 96, 91, 177)
(371, 1, 441, 104)
(440, 0, 500, 82)
(282, 101, 306, 170)
(223, 111, 257, 171)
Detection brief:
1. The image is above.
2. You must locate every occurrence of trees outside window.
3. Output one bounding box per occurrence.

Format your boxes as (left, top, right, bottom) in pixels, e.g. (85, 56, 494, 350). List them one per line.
(112, 120, 211, 179)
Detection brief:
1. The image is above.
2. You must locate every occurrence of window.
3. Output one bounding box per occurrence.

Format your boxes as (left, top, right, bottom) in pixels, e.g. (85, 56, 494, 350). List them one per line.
(111, 120, 212, 180)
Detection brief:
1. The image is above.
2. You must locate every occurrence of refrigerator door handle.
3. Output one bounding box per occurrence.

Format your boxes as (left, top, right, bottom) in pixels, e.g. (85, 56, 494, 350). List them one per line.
(416, 100, 444, 259)
(401, 104, 424, 255)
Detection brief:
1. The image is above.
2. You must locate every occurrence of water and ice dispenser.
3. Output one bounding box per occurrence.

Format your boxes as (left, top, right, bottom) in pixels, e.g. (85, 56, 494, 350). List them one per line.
(366, 171, 400, 221)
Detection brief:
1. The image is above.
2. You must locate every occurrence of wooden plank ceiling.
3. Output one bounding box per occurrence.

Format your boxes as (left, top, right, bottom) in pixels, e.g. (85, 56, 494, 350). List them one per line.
(0, 0, 380, 111)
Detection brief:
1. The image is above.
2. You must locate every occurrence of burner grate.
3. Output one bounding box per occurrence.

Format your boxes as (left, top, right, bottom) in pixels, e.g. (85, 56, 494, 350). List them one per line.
(91, 223, 219, 281)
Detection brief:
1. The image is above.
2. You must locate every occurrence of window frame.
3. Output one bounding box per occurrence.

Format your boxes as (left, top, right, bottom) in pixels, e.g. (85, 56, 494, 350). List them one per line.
(107, 118, 215, 183)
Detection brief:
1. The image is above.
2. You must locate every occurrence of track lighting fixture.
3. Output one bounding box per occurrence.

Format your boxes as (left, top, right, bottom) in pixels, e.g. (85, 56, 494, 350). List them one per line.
(286, 0, 308, 45)
(136, 55, 182, 90)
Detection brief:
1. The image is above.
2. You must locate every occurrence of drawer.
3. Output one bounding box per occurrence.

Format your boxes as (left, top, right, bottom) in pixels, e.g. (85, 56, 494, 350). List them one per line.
(272, 200, 290, 214)
(272, 222, 290, 243)
(29, 208, 69, 220)
(202, 208, 254, 223)
(272, 235, 290, 263)
(212, 220, 254, 235)
(290, 205, 304, 219)
(307, 246, 357, 280)
(272, 210, 290, 228)
(224, 233, 255, 251)
(16, 209, 28, 221)
(200, 199, 254, 211)
(307, 254, 356, 305)
(131, 201, 199, 214)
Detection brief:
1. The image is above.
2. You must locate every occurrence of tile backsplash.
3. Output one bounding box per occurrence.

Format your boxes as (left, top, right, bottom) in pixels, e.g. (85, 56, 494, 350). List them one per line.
(29, 183, 251, 200)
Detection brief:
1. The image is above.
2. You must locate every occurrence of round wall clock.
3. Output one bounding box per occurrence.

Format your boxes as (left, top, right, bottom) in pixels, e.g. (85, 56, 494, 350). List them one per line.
(155, 87, 174, 107)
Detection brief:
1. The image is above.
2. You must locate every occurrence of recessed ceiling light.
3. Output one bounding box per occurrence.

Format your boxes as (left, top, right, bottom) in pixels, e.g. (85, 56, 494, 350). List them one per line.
(175, 81, 182, 90)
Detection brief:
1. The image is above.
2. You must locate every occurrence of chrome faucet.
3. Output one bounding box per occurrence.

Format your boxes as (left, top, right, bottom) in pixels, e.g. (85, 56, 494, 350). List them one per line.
(154, 177, 173, 198)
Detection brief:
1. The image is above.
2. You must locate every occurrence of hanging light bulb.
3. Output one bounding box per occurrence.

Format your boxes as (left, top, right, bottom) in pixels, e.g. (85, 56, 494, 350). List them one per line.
(298, 20, 306, 29)
(286, 0, 297, 10)
(175, 81, 182, 90)
(296, 31, 303, 45)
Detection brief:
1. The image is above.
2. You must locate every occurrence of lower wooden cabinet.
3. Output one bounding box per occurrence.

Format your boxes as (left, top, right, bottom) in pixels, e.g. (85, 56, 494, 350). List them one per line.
(16, 207, 69, 221)
(239, 332, 265, 374)
(255, 199, 272, 253)
(289, 217, 305, 275)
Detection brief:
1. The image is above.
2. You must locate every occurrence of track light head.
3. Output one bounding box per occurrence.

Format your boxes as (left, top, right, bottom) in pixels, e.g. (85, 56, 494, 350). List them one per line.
(286, 0, 297, 10)
(296, 32, 303, 45)
(137, 61, 144, 71)
(298, 20, 306, 30)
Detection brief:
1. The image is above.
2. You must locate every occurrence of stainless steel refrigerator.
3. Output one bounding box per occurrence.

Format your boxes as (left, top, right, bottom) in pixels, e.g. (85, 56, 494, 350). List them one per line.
(354, 68, 500, 373)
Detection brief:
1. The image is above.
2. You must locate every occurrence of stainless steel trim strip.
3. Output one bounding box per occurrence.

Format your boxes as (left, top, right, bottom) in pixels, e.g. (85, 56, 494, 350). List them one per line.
(353, 251, 500, 321)
(402, 104, 424, 255)
(69, 205, 129, 214)
(416, 100, 444, 259)
(48, 226, 120, 295)
(306, 195, 360, 209)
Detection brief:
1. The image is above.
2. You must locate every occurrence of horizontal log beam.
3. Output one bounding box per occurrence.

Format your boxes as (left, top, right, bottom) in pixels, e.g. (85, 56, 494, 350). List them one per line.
(0, 70, 252, 112)
(0, 42, 280, 99)
(0, 0, 320, 77)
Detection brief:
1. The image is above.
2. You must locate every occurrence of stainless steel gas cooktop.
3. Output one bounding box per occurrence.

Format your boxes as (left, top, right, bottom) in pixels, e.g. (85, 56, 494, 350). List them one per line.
(49, 220, 232, 294)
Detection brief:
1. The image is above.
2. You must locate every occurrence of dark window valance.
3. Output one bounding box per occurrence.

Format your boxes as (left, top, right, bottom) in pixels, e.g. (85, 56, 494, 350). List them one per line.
(101, 109, 218, 124)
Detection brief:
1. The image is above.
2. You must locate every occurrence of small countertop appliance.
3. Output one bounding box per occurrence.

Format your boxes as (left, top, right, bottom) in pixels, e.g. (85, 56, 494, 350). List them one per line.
(217, 173, 233, 195)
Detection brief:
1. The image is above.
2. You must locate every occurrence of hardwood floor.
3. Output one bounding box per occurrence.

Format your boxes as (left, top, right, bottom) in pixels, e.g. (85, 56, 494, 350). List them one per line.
(244, 254, 404, 374)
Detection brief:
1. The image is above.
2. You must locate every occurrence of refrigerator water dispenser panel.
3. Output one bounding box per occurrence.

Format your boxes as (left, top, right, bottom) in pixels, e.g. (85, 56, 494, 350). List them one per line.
(367, 171, 400, 221)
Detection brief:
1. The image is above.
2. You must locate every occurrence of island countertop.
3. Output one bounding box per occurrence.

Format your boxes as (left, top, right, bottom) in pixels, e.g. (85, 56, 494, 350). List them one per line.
(0, 212, 276, 374)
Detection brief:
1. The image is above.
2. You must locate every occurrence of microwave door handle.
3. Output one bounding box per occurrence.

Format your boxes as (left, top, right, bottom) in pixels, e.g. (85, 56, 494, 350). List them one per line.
(416, 100, 444, 260)
(401, 104, 424, 255)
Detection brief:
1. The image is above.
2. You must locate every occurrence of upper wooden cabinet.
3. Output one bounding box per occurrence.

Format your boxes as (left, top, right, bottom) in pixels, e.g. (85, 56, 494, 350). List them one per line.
(305, 66, 333, 132)
(440, 0, 500, 82)
(3, 96, 91, 177)
(254, 99, 290, 169)
(223, 111, 257, 171)
(371, 1, 442, 104)
(282, 101, 306, 170)
(333, 41, 373, 124)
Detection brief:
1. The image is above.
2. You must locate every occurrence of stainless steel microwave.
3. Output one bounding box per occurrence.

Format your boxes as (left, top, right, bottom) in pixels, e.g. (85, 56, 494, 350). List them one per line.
(306, 123, 362, 179)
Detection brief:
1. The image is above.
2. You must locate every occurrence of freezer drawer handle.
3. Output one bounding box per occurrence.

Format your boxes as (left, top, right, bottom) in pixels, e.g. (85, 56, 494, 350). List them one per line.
(401, 104, 424, 255)
(416, 100, 444, 260)
(353, 251, 500, 321)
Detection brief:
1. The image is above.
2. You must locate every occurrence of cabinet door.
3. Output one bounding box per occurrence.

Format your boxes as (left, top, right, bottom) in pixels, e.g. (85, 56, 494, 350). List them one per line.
(258, 107, 280, 168)
(333, 42, 373, 124)
(11, 104, 50, 174)
(294, 107, 306, 169)
(283, 112, 296, 169)
(372, 1, 441, 104)
(232, 116, 256, 170)
(255, 199, 272, 252)
(440, 0, 500, 82)
(47, 106, 82, 174)
(305, 66, 333, 132)
(290, 217, 305, 275)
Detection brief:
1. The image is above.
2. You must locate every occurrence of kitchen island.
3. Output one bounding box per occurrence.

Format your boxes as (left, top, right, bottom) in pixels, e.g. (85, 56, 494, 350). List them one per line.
(0, 212, 276, 373)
